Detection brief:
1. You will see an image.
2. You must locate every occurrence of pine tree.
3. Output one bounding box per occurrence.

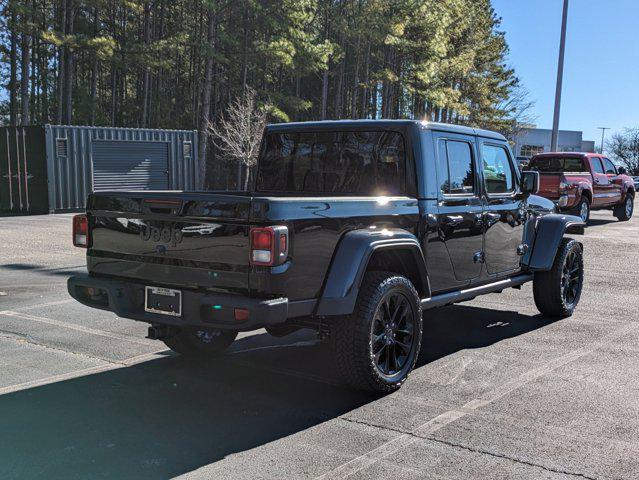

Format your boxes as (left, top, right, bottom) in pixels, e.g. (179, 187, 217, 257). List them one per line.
(0, 0, 530, 186)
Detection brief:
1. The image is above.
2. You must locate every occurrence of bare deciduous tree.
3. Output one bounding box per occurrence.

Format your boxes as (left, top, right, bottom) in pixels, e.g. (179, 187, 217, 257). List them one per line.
(497, 84, 537, 144)
(607, 128, 639, 175)
(207, 88, 267, 190)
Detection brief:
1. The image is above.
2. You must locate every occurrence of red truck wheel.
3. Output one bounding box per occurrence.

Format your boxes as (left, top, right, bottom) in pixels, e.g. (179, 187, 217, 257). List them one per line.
(572, 197, 590, 223)
(614, 193, 634, 221)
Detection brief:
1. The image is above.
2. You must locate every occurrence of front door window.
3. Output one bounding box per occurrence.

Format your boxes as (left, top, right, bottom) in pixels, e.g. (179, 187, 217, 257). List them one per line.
(482, 145, 516, 195)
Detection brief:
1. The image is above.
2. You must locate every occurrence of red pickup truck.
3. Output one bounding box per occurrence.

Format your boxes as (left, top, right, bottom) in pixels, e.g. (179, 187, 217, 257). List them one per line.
(527, 153, 635, 223)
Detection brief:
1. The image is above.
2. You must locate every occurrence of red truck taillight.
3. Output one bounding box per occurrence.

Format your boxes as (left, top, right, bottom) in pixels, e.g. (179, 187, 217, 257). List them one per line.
(73, 214, 89, 248)
(249, 226, 288, 266)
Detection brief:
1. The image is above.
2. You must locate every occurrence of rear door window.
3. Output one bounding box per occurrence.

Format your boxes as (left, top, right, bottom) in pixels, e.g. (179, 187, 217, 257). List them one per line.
(256, 130, 407, 195)
(481, 145, 515, 194)
(591, 158, 605, 174)
(437, 140, 475, 195)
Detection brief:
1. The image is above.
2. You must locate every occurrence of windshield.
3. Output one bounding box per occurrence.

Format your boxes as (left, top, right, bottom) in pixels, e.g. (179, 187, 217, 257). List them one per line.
(256, 130, 407, 195)
(528, 156, 587, 173)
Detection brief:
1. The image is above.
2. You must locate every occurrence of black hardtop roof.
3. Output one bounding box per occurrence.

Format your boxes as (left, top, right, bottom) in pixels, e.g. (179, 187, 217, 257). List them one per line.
(265, 119, 506, 141)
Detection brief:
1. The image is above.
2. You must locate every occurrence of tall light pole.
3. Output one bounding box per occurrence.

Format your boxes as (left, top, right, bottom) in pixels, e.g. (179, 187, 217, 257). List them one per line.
(551, 0, 570, 152)
(598, 127, 610, 154)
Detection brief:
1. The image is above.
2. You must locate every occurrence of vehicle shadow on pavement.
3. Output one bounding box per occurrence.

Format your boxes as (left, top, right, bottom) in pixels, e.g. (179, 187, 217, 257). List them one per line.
(418, 304, 559, 366)
(0, 263, 86, 277)
(586, 218, 619, 227)
(0, 305, 557, 479)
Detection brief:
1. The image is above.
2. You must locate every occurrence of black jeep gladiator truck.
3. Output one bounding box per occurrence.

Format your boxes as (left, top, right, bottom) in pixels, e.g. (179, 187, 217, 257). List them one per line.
(68, 120, 586, 392)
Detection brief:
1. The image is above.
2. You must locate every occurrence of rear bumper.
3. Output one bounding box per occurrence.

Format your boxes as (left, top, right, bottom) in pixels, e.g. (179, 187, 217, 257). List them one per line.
(538, 189, 581, 210)
(67, 274, 308, 331)
(553, 193, 579, 210)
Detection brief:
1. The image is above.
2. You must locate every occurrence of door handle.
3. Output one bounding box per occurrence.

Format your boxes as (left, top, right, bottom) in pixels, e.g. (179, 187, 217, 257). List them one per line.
(485, 212, 502, 221)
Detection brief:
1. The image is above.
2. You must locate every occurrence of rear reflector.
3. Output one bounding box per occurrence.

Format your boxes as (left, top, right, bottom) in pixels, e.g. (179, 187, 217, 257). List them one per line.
(234, 308, 249, 322)
(73, 214, 89, 248)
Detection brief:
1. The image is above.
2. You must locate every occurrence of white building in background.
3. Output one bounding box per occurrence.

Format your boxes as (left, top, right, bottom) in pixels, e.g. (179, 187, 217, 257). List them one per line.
(513, 127, 596, 163)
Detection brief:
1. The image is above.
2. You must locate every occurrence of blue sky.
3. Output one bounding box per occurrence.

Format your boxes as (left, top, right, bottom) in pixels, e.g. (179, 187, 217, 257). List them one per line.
(492, 0, 639, 147)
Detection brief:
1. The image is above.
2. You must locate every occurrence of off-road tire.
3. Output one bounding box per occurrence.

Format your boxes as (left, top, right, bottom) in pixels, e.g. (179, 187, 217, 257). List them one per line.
(330, 271, 422, 393)
(572, 196, 590, 224)
(614, 193, 634, 221)
(163, 327, 237, 357)
(533, 238, 584, 317)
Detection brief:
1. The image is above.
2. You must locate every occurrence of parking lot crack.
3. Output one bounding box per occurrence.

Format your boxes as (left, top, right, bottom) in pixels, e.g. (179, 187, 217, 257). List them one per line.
(338, 415, 414, 437)
(426, 437, 600, 480)
(337, 417, 602, 480)
(0, 330, 122, 366)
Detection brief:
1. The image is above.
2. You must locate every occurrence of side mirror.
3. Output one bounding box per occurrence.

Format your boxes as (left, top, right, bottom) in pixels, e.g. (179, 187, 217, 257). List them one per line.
(520, 170, 539, 195)
(618, 166, 627, 175)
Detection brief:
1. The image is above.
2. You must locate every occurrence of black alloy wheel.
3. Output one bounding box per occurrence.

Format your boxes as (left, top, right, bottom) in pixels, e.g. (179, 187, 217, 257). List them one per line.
(371, 292, 416, 378)
(330, 271, 423, 392)
(533, 238, 584, 317)
(560, 248, 583, 308)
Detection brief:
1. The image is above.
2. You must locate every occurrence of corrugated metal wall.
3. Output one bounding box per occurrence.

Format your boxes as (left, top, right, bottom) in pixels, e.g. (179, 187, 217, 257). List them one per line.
(45, 125, 199, 212)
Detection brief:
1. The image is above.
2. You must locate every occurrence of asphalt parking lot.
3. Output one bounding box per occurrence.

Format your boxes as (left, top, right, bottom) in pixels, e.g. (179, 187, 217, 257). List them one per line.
(1, 204, 638, 480)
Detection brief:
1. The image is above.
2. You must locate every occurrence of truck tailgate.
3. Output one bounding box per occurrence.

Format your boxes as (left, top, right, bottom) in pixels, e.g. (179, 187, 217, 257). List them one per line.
(538, 173, 562, 199)
(87, 192, 251, 293)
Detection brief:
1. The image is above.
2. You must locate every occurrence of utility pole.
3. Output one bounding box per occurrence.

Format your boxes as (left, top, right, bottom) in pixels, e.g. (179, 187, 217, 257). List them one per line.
(597, 127, 610, 154)
(551, 0, 569, 152)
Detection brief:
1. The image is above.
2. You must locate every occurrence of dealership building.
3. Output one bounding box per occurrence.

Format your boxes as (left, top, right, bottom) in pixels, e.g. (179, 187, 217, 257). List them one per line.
(513, 127, 596, 162)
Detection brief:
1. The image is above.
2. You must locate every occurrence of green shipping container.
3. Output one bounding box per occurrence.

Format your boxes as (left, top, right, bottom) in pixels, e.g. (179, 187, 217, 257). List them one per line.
(0, 127, 49, 214)
(0, 125, 199, 214)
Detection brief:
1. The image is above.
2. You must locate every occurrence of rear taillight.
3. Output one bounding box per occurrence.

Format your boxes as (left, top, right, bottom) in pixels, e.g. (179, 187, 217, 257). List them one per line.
(73, 214, 89, 248)
(249, 226, 288, 266)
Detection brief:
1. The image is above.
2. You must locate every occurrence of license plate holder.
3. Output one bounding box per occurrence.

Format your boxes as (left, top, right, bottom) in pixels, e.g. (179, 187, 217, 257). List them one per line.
(145, 286, 182, 317)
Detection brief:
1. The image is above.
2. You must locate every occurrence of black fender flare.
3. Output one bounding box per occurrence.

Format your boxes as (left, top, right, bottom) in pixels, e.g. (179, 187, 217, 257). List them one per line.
(522, 213, 585, 271)
(316, 228, 430, 316)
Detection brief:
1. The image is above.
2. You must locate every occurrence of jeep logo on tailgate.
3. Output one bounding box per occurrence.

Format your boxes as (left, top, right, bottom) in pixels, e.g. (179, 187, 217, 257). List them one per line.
(140, 224, 183, 246)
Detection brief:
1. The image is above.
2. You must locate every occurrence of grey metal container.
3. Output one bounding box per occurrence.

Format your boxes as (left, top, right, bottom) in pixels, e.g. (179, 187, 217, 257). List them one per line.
(1, 125, 199, 214)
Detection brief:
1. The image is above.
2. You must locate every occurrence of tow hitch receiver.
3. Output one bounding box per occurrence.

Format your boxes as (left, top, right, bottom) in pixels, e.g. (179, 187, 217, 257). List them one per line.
(147, 324, 174, 341)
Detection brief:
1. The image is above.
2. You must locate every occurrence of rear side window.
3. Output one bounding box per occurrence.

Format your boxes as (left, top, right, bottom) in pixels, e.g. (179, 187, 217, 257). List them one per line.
(528, 156, 587, 172)
(591, 158, 605, 174)
(256, 131, 407, 195)
(437, 140, 475, 195)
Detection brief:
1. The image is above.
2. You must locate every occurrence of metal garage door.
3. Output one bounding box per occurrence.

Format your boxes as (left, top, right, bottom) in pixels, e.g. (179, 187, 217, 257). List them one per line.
(92, 141, 169, 192)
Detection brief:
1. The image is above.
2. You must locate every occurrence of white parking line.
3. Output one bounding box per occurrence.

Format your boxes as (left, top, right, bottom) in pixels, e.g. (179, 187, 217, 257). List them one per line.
(316, 321, 639, 479)
(0, 349, 169, 396)
(0, 310, 157, 347)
